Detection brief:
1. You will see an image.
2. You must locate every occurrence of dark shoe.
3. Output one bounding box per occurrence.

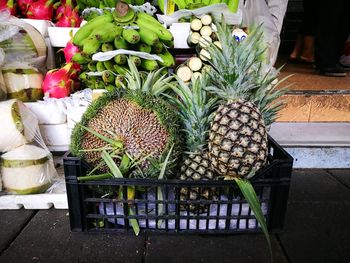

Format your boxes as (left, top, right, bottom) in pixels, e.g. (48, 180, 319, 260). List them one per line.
(288, 57, 299, 64)
(319, 66, 347, 77)
(341, 64, 350, 71)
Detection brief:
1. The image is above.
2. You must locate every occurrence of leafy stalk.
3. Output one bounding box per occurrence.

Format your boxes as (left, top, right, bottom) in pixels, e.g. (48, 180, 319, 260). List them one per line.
(102, 150, 123, 178)
(234, 178, 272, 258)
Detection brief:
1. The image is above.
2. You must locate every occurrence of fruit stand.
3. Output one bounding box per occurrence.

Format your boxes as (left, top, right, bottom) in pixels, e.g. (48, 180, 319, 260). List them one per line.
(0, 0, 293, 248)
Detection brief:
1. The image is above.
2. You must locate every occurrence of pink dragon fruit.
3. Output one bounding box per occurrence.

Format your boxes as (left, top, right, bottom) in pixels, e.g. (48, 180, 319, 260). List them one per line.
(17, 0, 33, 15)
(55, 0, 81, 27)
(0, 0, 17, 16)
(42, 63, 75, 98)
(26, 0, 54, 20)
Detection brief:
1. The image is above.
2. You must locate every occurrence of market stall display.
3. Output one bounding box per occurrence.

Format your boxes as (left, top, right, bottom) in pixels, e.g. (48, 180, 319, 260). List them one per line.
(0, 2, 293, 249)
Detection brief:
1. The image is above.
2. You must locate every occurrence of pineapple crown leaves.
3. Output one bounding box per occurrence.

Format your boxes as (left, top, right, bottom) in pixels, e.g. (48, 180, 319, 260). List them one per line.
(164, 74, 218, 153)
(205, 20, 287, 126)
(123, 59, 174, 96)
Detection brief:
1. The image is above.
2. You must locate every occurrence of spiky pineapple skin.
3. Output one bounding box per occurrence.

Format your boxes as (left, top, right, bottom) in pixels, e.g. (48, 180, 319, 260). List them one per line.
(179, 151, 218, 212)
(209, 99, 268, 178)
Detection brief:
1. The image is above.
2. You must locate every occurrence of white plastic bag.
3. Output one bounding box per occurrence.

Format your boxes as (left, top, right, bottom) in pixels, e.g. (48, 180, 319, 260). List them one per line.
(0, 99, 57, 194)
(157, 4, 242, 27)
(241, 0, 285, 65)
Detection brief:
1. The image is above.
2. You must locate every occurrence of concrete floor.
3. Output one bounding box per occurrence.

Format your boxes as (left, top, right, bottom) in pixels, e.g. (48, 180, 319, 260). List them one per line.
(0, 169, 349, 263)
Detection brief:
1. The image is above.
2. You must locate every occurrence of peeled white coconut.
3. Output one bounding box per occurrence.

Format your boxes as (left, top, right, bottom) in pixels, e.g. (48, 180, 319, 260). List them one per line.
(1, 145, 55, 194)
(3, 69, 43, 102)
(0, 99, 39, 152)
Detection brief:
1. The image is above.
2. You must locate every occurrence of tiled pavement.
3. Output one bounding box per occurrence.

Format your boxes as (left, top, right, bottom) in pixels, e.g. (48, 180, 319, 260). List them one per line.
(0, 169, 350, 263)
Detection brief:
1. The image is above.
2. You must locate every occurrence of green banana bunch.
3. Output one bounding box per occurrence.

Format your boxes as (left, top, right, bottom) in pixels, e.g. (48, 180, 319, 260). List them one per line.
(73, 14, 113, 46)
(122, 28, 141, 44)
(113, 2, 137, 25)
(83, 36, 101, 55)
(91, 24, 123, 43)
(158, 49, 175, 67)
(135, 12, 173, 42)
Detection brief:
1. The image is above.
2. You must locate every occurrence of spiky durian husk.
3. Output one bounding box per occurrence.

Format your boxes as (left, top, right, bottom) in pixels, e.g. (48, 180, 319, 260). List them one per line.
(209, 99, 268, 178)
(70, 90, 182, 177)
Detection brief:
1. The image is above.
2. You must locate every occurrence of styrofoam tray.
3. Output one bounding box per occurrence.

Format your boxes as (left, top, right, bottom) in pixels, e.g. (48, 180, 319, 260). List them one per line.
(0, 178, 68, 210)
(48, 27, 79, 47)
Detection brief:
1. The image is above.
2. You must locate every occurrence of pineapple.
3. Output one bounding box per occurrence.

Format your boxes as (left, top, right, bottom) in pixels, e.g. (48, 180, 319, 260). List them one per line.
(202, 22, 287, 253)
(70, 60, 182, 177)
(205, 23, 285, 179)
(167, 75, 218, 212)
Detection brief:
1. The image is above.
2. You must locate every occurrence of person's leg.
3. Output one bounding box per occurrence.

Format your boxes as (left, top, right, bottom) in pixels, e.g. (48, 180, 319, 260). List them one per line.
(289, 34, 303, 61)
(335, 1, 350, 66)
(315, 0, 346, 76)
(299, 0, 316, 62)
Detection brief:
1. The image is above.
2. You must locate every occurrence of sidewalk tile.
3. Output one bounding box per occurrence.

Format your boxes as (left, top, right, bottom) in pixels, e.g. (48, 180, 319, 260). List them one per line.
(0, 210, 36, 253)
(0, 210, 145, 263)
(327, 170, 350, 189)
(279, 202, 350, 263)
(288, 170, 350, 203)
(145, 234, 286, 263)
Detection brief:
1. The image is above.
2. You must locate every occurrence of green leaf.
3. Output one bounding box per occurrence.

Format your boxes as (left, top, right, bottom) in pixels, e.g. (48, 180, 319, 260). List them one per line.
(101, 150, 124, 178)
(78, 173, 112, 181)
(119, 154, 131, 174)
(159, 144, 174, 180)
(128, 207, 140, 236)
(78, 124, 116, 146)
(234, 178, 272, 257)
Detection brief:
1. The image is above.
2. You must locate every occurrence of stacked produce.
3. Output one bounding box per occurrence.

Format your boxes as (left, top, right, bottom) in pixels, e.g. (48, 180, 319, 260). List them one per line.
(77, 0, 144, 11)
(0, 99, 57, 194)
(71, 60, 182, 178)
(171, 0, 239, 12)
(71, 2, 175, 92)
(0, 13, 47, 102)
(176, 14, 218, 81)
(53, 0, 81, 27)
(0, 0, 81, 27)
(0, 0, 16, 15)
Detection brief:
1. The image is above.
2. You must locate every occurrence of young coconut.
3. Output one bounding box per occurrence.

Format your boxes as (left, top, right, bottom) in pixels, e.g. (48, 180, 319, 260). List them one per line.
(0, 99, 38, 152)
(1, 145, 56, 194)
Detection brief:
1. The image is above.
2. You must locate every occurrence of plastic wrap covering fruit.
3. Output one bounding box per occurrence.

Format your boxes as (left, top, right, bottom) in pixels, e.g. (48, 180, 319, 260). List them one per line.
(0, 10, 46, 102)
(0, 99, 57, 195)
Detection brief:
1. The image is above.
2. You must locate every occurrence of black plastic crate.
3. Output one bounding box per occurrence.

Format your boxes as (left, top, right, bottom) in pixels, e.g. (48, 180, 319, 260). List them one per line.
(63, 136, 293, 234)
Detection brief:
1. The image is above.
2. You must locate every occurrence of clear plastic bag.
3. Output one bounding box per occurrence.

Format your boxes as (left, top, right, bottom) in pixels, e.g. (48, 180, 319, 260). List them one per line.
(0, 99, 57, 194)
(0, 10, 46, 102)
